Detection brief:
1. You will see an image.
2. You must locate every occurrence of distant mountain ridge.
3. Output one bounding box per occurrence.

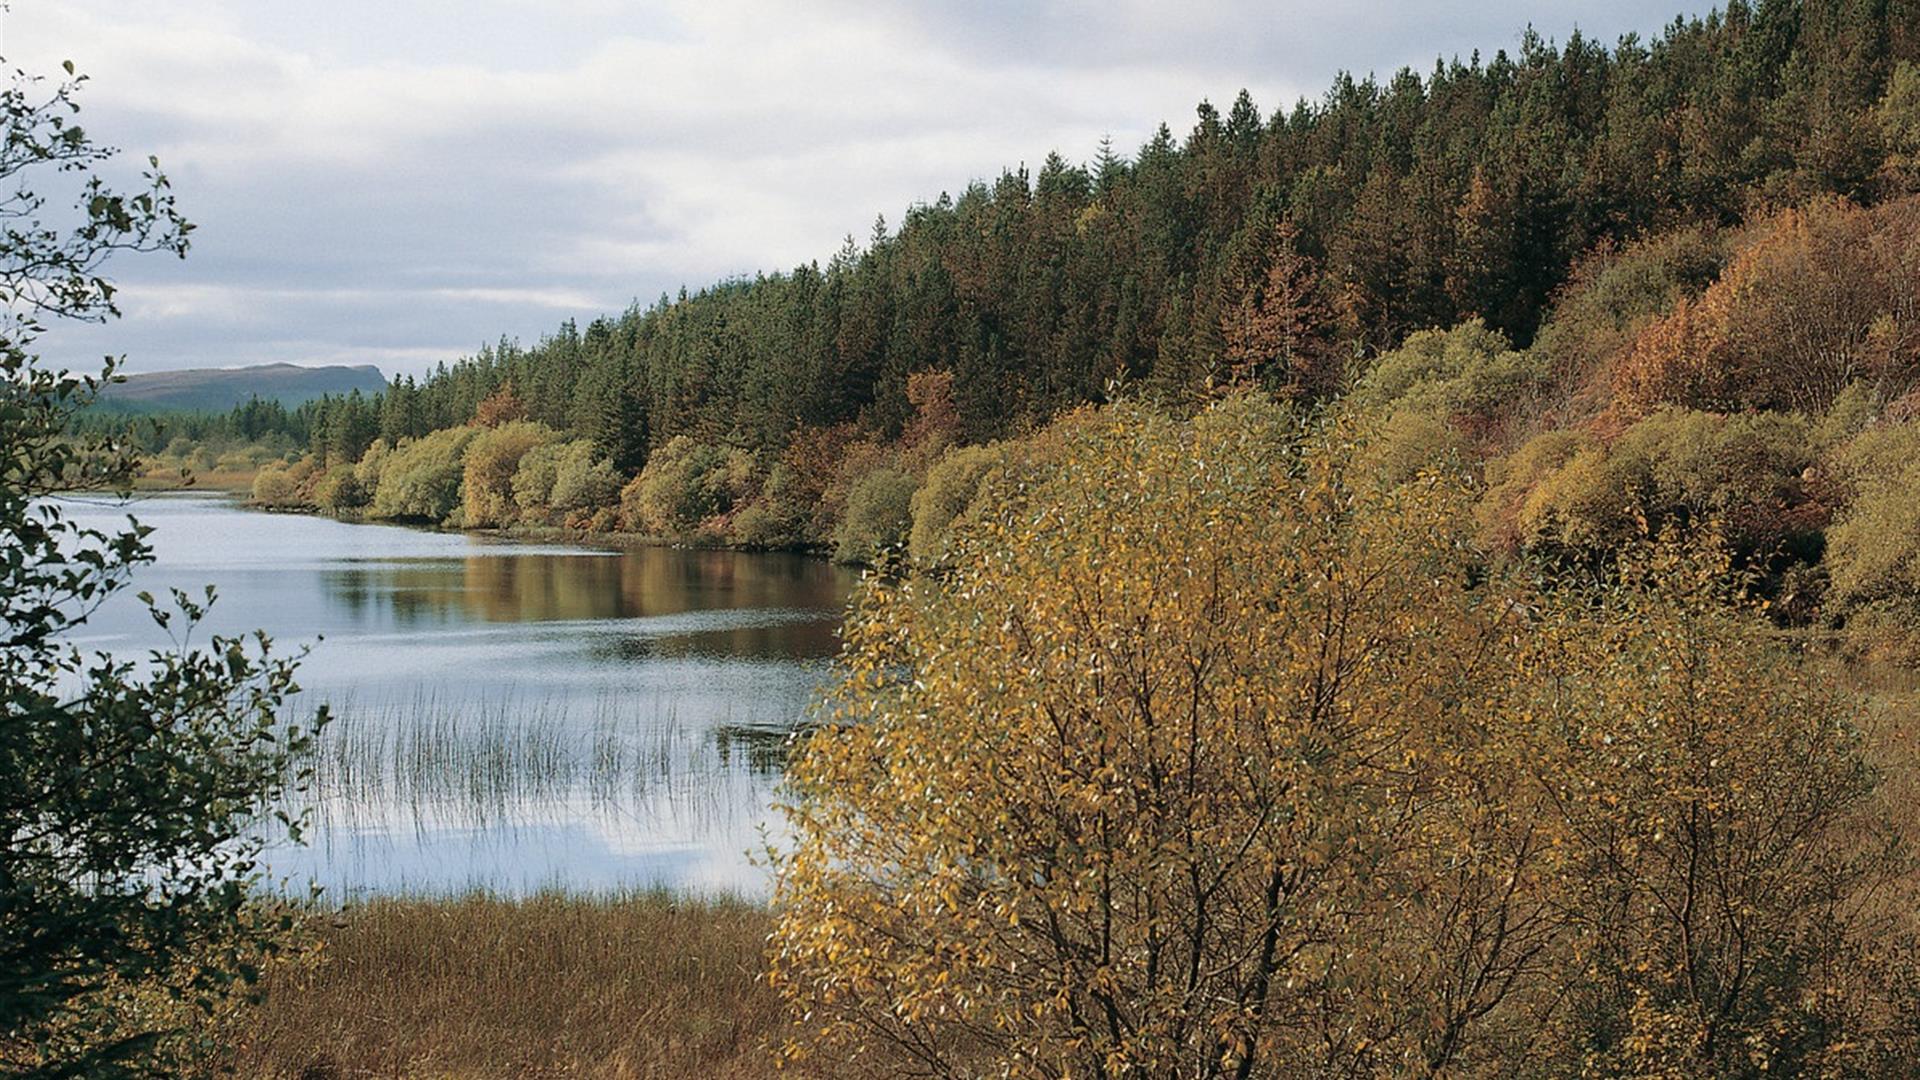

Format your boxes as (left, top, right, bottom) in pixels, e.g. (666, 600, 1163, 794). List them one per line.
(94, 363, 388, 414)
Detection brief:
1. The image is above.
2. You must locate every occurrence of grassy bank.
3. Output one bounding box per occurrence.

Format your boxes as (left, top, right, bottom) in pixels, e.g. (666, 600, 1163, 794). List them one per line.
(226, 892, 785, 1079)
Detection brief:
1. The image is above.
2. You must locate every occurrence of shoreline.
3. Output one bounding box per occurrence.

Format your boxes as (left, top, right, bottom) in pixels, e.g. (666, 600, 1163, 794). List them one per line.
(135, 479, 847, 560)
(137, 480, 848, 557)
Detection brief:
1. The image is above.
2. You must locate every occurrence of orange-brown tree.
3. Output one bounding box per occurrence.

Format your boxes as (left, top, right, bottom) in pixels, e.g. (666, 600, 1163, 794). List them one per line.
(1218, 221, 1339, 397)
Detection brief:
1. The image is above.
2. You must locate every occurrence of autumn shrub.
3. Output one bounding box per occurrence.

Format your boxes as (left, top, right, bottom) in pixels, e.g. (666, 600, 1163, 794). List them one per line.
(778, 422, 863, 543)
(618, 436, 725, 534)
(1351, 319, 1549, 442)
(1502, 408, 1822, 562)
(1354, 406, 1472, 487)
(770, 395, 1917, 1077)
(831, 466, 915, 565)
(1826, 418, 1920, 654)
(1533, 225, 1726, 408)
(312, 463, 367, 514)
(511, 437, 618, 524)
(352, 438, 391, 490)
(250, 462, 302, 508)
(369, 426, 479, 524)
(617, 437, 760, 536)
(1517, 544, 1918, 1077)
(546, 441, 621, 515)
(1476, 427, 1596, 551)
(509, 440, 565, 517)
(727, 463, 811, 549)
(462, 420, 556, 528)
(1614, 197, 1920, 416)
(906, 443, 1005, 564)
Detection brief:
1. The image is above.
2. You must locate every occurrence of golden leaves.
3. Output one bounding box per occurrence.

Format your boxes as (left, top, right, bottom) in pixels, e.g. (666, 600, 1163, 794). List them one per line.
(766, 395, 1910, 1078)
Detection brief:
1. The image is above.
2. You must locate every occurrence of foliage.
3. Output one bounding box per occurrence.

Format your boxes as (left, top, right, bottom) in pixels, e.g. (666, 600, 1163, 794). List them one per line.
(1352, 319, 1550, 441)
(770, 397, 1915, 1077)
(544, 440, 620, 517)
(461, 420, 555, 528)
(1826, 418, 1920, 651)
(312, 462, 367, 514)
(369, 426, 480, 524)
(618, 436, 753, 536)
(250, 460, 306, 509)
(0, 59, 320, 1077)
(1615, 199, 1920, 415)
(906, 443, 1005, 564)
(831, 466, 916, 565)
(1529, 225, 1727, 412)
(1490, 408, 1824, 564)
(1355, 405, 1472, 487)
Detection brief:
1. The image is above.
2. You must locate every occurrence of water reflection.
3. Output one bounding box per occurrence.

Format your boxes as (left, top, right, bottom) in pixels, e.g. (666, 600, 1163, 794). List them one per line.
(55, 493, 856, 897)
(322, 548, 846, 658)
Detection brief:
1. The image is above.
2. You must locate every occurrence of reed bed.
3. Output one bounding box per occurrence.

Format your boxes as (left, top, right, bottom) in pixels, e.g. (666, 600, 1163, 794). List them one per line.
(288, 691, 802, 833)
(225, 891, 792, 1079)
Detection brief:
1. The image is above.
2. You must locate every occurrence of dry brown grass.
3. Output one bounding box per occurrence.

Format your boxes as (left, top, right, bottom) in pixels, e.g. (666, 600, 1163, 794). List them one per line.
(225, 892, 790, 1079)
(131, 464, 258, 492)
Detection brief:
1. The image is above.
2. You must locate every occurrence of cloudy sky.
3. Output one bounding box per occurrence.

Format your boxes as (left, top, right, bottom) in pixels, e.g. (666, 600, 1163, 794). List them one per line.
(8, 1, 1686, 378)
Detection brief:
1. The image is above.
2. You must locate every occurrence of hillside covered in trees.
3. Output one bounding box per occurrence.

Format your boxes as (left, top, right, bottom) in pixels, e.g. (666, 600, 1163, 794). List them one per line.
(131, 0, 1920, 649)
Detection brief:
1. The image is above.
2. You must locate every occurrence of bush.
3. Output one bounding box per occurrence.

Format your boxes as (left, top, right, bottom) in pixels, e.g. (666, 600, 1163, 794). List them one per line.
(1532, 226, 1726, 394)
(1351, 319, 1549, 441)
(619, 437, 722, 534)
(370, 427, 479, 523)
(618, 437, 759, 536)
(251, 463, 301, 508)
(907, 443, 1004, 564)
(771, 397, 1911, 1076)
(1475, 428, 1595, 551)
(1354, 407, 1471, 488)
(250, 456, 321, 510)
(1502, 408, 1821, 561)
(832, 466, 916, 565)
(312, 463, 367, 514)
(462, 421, 556, 528)
(728, 504, 787, 549)
(1614, 198, 1920, 415)
(1826, 419, 1920, 649)
(730, 464, 809, 548)
(546, 441, 621, 514)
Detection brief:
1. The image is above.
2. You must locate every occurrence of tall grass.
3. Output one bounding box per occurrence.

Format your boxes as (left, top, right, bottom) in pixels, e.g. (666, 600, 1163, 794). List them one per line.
(225, 891, 792, 1079)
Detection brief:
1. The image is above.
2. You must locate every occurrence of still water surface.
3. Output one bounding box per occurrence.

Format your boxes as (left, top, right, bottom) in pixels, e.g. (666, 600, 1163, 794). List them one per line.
(59, 492, 856, 898)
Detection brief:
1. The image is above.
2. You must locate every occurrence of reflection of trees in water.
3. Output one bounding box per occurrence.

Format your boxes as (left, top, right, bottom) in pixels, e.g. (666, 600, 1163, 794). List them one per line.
(319, 547, 852, 655)
(713, 724, 808, 777)
(590, 620, 841, 664)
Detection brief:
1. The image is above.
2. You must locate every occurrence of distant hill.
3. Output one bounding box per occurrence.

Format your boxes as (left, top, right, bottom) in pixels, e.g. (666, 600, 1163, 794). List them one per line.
(93, 363, 388, 414)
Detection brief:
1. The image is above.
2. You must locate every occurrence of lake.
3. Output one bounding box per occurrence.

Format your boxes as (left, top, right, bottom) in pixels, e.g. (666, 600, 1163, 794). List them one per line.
(56, 492, 856, 898)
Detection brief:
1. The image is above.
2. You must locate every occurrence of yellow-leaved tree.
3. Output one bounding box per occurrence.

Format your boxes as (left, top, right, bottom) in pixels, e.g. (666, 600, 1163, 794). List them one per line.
(768, 396, 1917, 1078)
